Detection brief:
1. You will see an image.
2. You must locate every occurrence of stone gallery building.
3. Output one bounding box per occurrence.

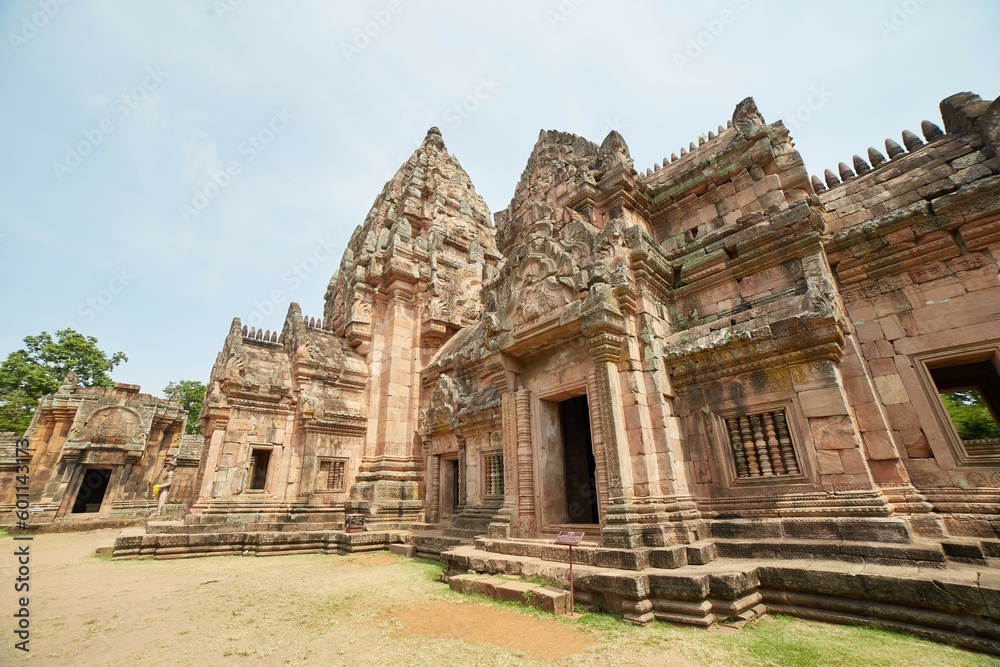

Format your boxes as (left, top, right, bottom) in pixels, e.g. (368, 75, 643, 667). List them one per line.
(121, 91, 999, 648)
(0, 376, 202, 526)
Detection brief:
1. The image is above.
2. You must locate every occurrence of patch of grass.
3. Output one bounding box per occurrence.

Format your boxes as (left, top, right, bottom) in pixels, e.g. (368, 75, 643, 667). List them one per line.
(408, 556, 447, 582)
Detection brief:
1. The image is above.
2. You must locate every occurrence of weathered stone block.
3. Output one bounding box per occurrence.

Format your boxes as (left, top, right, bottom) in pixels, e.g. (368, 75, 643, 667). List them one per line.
(529, 586, 572, 615)
(389, 543, 415, 557)
(496, 580, 535, 603)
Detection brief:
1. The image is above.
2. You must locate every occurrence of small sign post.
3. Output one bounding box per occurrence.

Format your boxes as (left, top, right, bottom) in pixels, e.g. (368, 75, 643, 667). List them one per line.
(555, 530, 584, 615)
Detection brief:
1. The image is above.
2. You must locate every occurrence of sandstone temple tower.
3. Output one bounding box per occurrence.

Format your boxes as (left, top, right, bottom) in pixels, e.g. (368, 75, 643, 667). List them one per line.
(191, 127, 499, 527)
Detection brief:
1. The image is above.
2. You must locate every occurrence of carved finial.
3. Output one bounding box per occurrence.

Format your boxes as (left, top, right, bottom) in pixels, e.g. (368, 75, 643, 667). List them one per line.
(853, 155, 871, 175)
(838, 162, 856, 182)
(596, 130, 634, 171)
(824, 168, 840, 188)
(427, 126, 441, 136)
(242, 325, 248, 337)
(732, 96, 765, 138)
(718, 125, 725, 134)
(920, 119, 944, 141)
(662, 157, 668, 167)
(58, 370, 79, 394)
(885, 138, 905, 159)
(689, 142, 696, 151)
(867, 147, 887, 167)
(680, 147, 687, 156)
(256, 329, 264, 341)
(708, 130, 716, 139)
(270, 331, 278, 343)
(811, 175, 827, 193)
(901, 129, 923, 152)
(727, 120, 733, 128)
(670, 153, 678, 162)
(248, 327, 256, 339)
(645, 168, 652, 177)
(653, 162, 661, 172)
(317, 318, 323, 330)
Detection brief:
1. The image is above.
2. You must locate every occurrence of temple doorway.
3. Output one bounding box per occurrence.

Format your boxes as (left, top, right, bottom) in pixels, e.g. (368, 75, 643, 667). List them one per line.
(71, 468, 111, 513)
(537, 391, 601, 528)
(441, 458, 458, 517)
(248, 449, 271, 491)
(559, 396, 599, 524)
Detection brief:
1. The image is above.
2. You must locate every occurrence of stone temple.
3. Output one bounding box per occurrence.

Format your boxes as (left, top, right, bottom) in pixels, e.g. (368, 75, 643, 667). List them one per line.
(0, 378, 202, 525)
(10, 91, 1000, 651)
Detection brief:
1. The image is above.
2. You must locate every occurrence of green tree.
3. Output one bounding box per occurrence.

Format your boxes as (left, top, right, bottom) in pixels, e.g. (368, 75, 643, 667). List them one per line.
(165, 380, 207, 435)
(940, 390, 1000, 440)
(0, 329, 127, 433)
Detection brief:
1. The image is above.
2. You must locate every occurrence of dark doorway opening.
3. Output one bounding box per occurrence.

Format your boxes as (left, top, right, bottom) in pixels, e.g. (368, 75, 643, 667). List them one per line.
(441, 459, 459, 516)
(71, 468, 112, 513)
(249, 449, 271, 490)
(559, 395, 599, 524)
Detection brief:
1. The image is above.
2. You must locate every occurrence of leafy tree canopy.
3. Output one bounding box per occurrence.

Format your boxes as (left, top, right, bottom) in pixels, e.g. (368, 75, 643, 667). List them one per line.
(940, 390, 1000, 441)
(0, 329, 127, 434)
(164, 380, 207, 435)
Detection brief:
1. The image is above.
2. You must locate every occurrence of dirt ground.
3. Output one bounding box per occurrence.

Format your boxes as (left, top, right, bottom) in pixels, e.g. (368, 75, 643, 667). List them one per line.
(1, 530, 997, 667)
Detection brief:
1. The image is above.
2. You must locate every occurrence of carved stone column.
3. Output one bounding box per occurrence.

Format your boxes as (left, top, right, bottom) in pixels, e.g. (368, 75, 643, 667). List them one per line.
(583, 285, 646, 547)
(428, 452, 440, 523)
(514, 389, 536, 536)
(581, 286, 630, 503)
(457, 437, 468, 513)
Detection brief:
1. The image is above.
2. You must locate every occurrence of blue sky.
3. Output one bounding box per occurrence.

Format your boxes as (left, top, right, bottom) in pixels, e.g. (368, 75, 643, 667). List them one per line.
(1, 0, 998, 398)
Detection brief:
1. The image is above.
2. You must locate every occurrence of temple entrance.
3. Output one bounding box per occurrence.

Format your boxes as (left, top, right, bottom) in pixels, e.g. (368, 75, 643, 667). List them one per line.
(71, 468, 111, 513)
(248, 449, 271, 491)
(559, 396, 599, 524)
(537, 391, 601, 528)
(441, 458, 458, 517)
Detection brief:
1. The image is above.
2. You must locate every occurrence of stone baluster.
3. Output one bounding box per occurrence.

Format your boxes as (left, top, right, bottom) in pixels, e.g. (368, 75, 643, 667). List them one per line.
(739, 416, 758, 477)
(764, 412, 785, 475)
(774, 410, 799, 475)
(727, 417, 749, 478)
(751, 414, 773, 476)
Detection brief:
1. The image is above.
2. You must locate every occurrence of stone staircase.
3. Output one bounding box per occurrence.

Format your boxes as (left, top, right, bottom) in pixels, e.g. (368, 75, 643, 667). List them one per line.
(437, 537, 1000, 654)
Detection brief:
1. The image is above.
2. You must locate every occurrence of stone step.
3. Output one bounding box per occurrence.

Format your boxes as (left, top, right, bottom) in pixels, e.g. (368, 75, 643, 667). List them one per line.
(447, 573, 572, 616)
(405, 533, 470, 559)
(112, 528, 406, 560)
(473, 536, 718, 571)
(713, 538, 948, 568)
(150, 520, 345, 535)
(440, 545, 1000, 654)
(443, 526, 485, 539)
